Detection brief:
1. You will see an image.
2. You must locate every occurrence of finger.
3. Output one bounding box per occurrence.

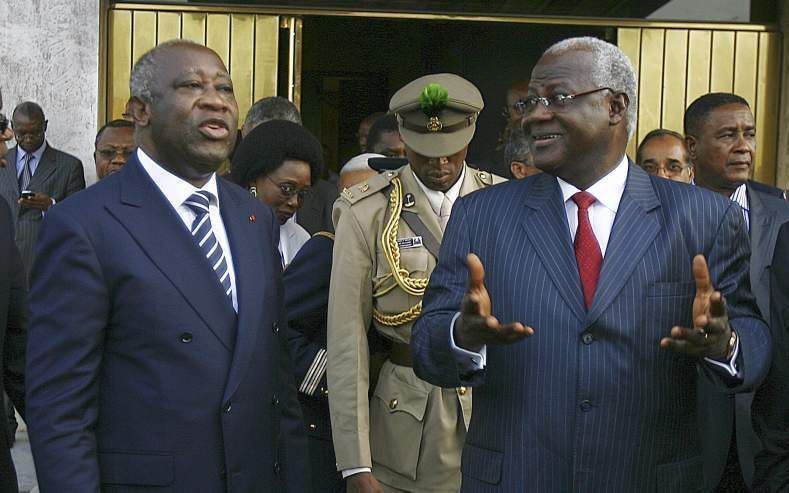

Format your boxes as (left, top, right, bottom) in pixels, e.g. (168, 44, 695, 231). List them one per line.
(709, 291, 727, 318)
(461, 293, 482, 316)
(669, 325, 711, 346)
(692, 254, 712, 294)
(466, 253, 485, 291)
(490, 322, 534, 345)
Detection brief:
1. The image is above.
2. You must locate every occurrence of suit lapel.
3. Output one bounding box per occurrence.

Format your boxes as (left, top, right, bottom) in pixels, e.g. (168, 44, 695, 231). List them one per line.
(0, 148, 19, 214)
(522, 174, 586, 322)
(399, 166, 444, 242)
(105, 156, 237, 350)
(27, 144, 58, 190)
(219, 179, 269, 402)
(586, 164, 661, 325)
(746, 183, 773, 317)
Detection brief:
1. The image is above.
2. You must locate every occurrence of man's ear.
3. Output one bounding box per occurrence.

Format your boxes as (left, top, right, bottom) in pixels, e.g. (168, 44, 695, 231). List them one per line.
(609, 92, 628, 127)
(128, 97, 151, 127)
(685, 135, 698, 161)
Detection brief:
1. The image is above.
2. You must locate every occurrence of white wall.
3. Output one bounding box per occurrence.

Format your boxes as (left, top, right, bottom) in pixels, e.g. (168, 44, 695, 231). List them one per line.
(0, 0, 101, 184)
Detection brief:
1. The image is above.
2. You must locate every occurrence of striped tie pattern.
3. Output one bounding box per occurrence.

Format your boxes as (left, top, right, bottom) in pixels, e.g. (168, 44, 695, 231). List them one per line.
(183, 191, 233, 299)
(18, 153, 33, 192)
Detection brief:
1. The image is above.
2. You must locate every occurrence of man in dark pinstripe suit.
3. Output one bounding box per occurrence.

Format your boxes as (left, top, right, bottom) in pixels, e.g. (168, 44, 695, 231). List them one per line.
(0, 101, 85, 283)
(412, 37, 770, 492)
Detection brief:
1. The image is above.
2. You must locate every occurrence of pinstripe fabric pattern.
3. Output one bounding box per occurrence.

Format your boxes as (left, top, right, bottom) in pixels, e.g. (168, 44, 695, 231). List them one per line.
(0, 145, 85, 283)
(411, 163, 771, 492)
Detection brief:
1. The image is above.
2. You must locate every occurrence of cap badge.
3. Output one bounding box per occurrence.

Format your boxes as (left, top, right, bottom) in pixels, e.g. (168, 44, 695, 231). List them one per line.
(426, 116, 443, 133)
(404, 193, 415, 208)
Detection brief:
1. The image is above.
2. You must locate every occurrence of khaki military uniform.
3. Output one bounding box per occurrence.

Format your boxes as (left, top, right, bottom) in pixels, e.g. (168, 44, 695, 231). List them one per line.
(327, 163, 505, 492)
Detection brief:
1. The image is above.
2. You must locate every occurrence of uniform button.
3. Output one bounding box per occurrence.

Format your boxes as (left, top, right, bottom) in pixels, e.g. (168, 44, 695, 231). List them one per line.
(581, 332, 594, 345)
(457, 387, 467, 396)
(223, 402, 232, 414)
(389, 398, 398, 410)
(273, 461, 281, 475)
(309, 423, 317, 431)
(271, 394, 279, 406)
(179, 332, 193, 343)
(580, 400, 592, 412)
(272, 322, 279, 334)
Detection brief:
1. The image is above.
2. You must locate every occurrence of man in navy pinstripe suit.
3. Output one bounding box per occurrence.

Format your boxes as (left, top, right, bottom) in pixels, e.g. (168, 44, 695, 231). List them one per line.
(411, 37, 771, 492)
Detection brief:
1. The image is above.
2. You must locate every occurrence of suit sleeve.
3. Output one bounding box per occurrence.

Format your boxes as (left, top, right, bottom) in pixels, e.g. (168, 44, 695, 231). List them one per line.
(2, 199, 26, 420)
(272, 213, 311, 492)
(64, 157, 86, 199)
(701, 202, 771, 392)
(25, 206, 108, 492)
(412, 197, 485, 388)
(326, 202, 374, 470)
(752, 221, 789, 492)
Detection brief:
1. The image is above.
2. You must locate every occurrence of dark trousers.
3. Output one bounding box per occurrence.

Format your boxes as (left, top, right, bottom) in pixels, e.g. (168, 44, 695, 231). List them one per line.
(3, 393, 15, 447)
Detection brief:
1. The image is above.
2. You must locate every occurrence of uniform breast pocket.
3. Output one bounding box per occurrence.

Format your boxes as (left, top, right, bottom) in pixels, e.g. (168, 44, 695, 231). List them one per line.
(369, 361, 430, 480)
(375, 247, 430, 279)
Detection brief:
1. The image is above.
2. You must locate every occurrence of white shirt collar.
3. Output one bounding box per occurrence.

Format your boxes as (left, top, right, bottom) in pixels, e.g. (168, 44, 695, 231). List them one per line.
(136, 148, 221, 209)
(556, 155, 629, 212)
(411, 163, 467, 215)
(730, 183, 749, 212)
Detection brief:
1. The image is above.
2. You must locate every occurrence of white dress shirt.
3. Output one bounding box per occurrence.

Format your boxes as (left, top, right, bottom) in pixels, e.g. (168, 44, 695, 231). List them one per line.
(136, 148, 238, 311)
(279, 215, 310, 268)
(450, 156, 739, 377)
(729, 183, 750, 231)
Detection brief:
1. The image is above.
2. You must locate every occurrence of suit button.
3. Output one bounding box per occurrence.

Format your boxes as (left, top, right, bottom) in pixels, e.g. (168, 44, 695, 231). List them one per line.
(272, 322, 279, 334)
(389, 398, 398, 410)
(223, 402, 232, 414)
(580, 400, 592, 412)
(457, 387, 467, 396)
(273, 461, 281, 475)
(271, 394, 279, 406)
(581, 333, 594, 345)
(309, 423, 317, 431)
(179, 332, 193, 343)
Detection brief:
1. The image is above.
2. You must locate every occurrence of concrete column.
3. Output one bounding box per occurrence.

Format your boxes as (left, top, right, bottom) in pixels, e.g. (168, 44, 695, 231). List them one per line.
(777, 0, 789, 189)
(0, 0, 101, 184)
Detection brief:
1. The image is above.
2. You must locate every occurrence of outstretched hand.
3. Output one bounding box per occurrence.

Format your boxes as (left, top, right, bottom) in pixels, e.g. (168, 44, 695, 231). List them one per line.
(453, 253, 534, 352)
(660, 255, 733, 359)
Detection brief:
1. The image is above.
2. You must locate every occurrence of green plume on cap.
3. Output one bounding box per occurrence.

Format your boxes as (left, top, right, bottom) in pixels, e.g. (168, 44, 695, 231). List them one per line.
(419, 83, 449, 117)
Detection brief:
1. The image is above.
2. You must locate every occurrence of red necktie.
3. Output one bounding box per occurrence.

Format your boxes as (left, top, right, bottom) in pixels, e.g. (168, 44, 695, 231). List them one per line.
(572, 191, 602, 309)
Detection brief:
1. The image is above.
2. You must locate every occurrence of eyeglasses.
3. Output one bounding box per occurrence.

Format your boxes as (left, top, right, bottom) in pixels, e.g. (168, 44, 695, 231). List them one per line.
(639, 162, 691, 177)
(264, 175, 311, 201)
(515, 87, 614, 115)
(96, 147, 134, 160)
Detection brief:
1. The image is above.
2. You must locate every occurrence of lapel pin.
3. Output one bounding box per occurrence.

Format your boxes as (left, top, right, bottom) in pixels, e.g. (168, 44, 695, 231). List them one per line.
(404, 193, 415, 208)
(249, 214, 256, 222)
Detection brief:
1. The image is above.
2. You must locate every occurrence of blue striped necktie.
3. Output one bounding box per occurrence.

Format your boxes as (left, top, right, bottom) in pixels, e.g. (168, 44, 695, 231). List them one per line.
(183, 191, 233, 300)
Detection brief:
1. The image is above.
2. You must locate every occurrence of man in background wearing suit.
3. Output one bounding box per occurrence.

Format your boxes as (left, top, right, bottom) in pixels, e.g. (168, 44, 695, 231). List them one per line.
(25, 40, 307, 492)
(0, 101, 85, 282)
(411, 37, 770, 491)
(0, 90, 27, 493)
(752, 221, 789, 491)
(685, 92, 789, 491)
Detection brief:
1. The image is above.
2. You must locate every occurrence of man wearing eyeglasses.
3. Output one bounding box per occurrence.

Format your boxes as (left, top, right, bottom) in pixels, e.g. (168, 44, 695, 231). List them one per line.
(636, 129, 693, 184)
(411, 37, 769, 492)
(0, 101, 85, 284)
(93, 119, 135, 180)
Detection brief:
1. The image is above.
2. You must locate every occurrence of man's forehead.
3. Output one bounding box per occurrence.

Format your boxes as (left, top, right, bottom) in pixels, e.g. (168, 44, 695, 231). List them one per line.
(530, 51, 594, 88)
(708, 104, 754, 126)
(98, 126, 134, 145)
(158, 45, 229, 76)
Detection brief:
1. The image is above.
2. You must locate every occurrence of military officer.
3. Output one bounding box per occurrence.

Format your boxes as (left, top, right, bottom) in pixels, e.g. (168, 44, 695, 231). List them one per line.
(327, 74, 506, 493)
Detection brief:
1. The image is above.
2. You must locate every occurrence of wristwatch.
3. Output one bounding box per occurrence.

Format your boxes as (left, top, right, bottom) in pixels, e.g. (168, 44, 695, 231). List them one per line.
(725, 329, 738, 360)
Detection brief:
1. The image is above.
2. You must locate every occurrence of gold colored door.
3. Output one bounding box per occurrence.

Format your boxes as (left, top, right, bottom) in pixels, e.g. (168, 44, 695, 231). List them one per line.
(619, 27, 780, 184)
(102, 4, 301, 127)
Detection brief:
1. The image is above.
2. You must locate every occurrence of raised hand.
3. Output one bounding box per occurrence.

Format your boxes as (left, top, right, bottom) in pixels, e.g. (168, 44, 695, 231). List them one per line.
(660, 255, 734, 359)
(453, 253, 534, 352)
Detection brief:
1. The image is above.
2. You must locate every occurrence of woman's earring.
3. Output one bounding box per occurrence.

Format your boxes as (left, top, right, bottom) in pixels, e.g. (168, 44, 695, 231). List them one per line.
(249, 185, 257, 197)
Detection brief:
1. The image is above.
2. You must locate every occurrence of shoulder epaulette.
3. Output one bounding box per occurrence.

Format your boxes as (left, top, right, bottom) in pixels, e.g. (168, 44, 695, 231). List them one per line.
(472, 169, 499, 187)
(339, 169, 400, 205)
(312, 231, 335, 241)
